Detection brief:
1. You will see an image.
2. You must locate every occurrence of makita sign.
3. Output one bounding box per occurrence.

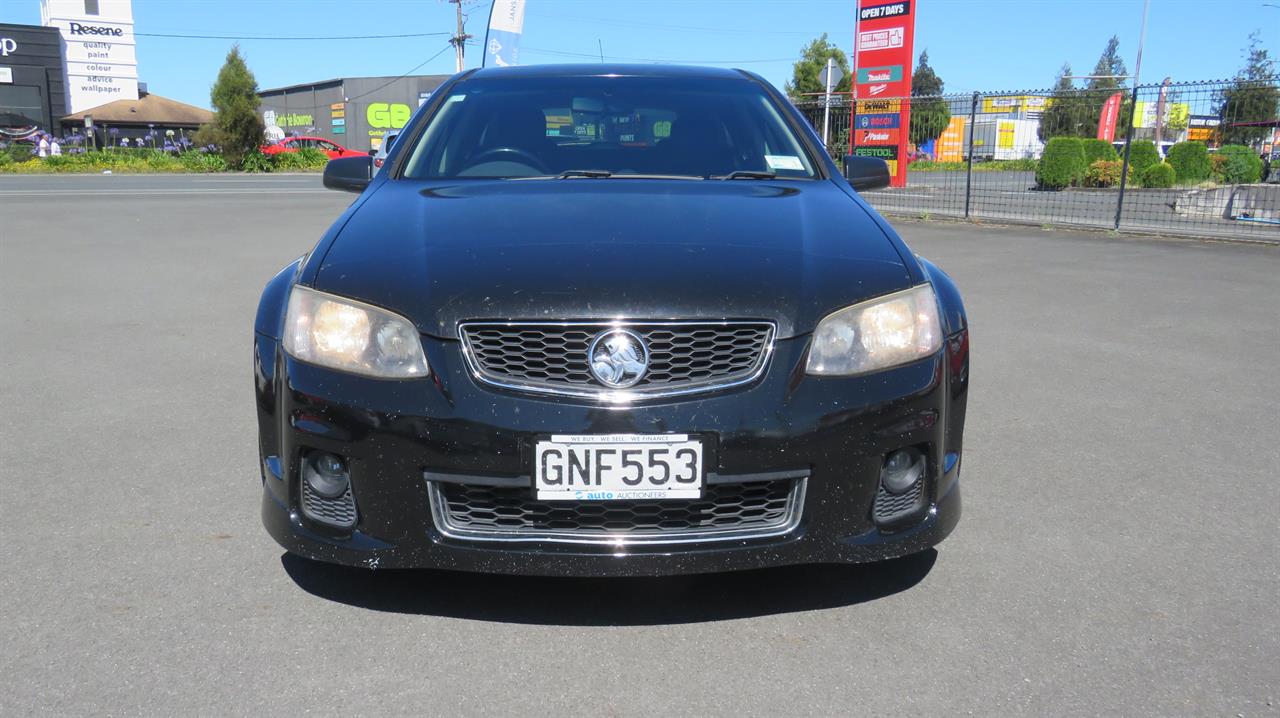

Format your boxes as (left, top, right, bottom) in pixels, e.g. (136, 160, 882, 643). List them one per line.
(67, 22, 124, 37)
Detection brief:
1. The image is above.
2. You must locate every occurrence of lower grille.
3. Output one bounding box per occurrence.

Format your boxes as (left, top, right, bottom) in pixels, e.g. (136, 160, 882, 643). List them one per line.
(872, 478, 926, 526)
(429, 479, 805, 545)
(301, 480, 357, 529)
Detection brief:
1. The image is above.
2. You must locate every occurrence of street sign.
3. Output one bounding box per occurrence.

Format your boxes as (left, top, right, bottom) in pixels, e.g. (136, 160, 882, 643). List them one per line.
(819, 64, 845, 91)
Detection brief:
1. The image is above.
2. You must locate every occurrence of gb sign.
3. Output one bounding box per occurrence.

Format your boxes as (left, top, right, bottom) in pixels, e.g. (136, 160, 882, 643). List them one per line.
(367, 102, 411, 129)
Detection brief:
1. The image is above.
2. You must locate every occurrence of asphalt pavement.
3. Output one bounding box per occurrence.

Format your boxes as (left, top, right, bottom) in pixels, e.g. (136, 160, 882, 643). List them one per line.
(1, 174, 1277, 716)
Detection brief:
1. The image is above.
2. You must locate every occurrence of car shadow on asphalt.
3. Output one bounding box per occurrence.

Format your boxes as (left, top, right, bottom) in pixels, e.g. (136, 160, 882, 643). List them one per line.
(280, 550, 936, 625)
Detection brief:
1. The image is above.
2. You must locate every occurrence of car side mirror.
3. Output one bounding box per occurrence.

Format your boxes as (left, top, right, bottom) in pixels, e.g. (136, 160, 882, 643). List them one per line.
(843, 156, 891, 191)
(323, 156, 373, 193)
(367, 149, 377, 156)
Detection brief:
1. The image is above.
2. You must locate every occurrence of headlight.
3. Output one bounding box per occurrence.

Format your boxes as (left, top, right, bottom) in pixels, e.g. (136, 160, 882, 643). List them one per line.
(806, 284, 942, 376)
(283, 286, 429, 379)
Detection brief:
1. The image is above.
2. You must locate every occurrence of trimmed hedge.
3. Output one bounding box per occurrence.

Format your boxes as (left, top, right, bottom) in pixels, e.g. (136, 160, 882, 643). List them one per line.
(1141, 162, 1176, 188)
(1214, 145, 1263, 184)
(1083, 138, 1120, 165)
(1036, 137, 1087, 189)
(1126, 140, 1160, 178)
(1166, 141, 1210, 183)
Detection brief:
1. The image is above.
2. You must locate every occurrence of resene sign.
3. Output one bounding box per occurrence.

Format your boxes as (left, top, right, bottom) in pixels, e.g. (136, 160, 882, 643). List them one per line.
(44, 0, 140, 113)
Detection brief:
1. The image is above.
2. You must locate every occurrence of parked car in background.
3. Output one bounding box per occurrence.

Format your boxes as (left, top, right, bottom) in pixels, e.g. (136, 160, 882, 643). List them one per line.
(372, 132, 398, 169)
(261, 136, 365, 160)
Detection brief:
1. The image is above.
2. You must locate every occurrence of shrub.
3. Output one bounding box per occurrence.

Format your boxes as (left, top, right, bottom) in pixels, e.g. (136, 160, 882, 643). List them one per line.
(272, 147, 329, 171)
(1083, 138, 1120, 165)
(1215, 145, 1263, 184)
(1165, 141, 1210, 183)
(241, 149, 274, 173)
(180, 151, 229, 173)
(1126, 140, 1160, 178)
(1083, 159, 1131, 188)
(1140, 162, 1176, 188)
(1036, 137, 1087, 189)
(1210, 154, 1227, 182)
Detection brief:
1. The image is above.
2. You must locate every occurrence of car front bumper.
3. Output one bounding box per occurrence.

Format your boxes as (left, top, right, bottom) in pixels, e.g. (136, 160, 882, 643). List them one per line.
(255, 330, 968, 577)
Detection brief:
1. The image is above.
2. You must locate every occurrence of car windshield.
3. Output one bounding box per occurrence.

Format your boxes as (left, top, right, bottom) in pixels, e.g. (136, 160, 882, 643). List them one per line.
(400, 75, 818, 180)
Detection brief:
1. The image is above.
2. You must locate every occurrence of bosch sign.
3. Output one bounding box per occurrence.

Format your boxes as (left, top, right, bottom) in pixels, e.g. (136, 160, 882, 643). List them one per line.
(67, 22, 124, 37)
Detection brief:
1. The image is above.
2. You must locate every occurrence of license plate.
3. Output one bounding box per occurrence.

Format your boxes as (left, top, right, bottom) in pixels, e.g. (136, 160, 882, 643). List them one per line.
(534, 434, 703, 501)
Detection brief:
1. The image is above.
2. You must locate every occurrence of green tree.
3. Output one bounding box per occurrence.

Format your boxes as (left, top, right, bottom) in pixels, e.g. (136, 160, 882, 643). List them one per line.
(909, 50, 951, 147)
(1086, 36, 1128, 92)
(1217, 31, 1280, 145)
(1086, 36, 1132, 139)
(209, 45, 265, 169)
(785, 34, 851, 99)
(1039, 63, 1090, 140)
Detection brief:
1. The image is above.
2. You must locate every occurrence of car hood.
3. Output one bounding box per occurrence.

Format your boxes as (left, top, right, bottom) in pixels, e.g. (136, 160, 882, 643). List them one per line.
(313, 179, 912, 339)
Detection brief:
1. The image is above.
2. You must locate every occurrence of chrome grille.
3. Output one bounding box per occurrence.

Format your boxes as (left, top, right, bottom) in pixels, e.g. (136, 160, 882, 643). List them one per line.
(459, 322, 775, 399)
(429, 479, 805, 545)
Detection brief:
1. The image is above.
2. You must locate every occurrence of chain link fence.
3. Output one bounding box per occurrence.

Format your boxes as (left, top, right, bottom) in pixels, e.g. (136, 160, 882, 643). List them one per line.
(795, 80, 1280, 242)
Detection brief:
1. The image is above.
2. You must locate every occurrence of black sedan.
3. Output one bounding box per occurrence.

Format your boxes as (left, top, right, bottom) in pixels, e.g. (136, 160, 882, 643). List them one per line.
(255, 64, 969, 576)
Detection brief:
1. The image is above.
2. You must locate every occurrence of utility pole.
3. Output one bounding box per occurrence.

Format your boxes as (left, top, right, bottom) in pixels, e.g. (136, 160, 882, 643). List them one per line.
(449, 0, 472, 73)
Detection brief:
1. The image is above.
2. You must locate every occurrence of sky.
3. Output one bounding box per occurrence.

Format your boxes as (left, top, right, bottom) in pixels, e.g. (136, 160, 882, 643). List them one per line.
(3, 0, 1276, 109)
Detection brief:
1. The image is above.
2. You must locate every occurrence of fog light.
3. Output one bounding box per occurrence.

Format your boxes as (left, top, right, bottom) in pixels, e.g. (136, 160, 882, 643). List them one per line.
(881, 448, 924, 494)
(303, 451, 349, 498)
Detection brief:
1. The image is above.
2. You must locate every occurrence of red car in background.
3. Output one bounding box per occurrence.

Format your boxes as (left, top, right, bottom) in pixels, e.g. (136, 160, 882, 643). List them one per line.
(261, 136, 365, 160)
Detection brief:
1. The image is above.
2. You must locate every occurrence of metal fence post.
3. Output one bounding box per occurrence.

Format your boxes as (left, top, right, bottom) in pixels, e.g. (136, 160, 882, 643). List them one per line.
(964, 91, 978, 218)
(1113, 84, 1142, 230)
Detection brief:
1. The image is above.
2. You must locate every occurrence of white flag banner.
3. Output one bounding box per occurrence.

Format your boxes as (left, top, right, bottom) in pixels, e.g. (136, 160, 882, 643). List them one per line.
(484, 0, 526, 68)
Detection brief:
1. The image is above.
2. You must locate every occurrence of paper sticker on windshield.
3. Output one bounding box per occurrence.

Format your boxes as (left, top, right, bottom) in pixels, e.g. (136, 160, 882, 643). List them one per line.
(765, 155, 804, 171)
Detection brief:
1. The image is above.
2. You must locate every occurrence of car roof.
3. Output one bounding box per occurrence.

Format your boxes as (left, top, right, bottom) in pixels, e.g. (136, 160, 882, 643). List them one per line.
(465, 64, 751, 82)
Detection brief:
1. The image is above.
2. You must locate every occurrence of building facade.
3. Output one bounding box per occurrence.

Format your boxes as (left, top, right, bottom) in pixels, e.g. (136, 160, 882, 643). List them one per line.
(259, 75, 451, 152)
(0, 22, 67, 139)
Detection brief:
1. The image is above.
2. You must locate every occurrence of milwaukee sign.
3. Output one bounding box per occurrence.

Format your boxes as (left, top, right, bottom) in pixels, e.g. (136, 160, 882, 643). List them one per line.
(853, 0, 915, 187)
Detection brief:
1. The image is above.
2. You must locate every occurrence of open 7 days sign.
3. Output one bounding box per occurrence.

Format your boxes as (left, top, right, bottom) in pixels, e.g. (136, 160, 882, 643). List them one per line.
(854, 0, 915, 187)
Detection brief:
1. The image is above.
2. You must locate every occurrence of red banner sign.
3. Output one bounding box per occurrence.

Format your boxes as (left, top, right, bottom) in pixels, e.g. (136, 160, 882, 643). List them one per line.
(1097, 92, 1123, 141)
(854, 0, 915, 187)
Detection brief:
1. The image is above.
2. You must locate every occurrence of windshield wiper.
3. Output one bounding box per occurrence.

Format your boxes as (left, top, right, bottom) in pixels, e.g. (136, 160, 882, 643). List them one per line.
(548, 170, 704, 180)
(557, 169, 613, 178)
(715, 170, 777, 180)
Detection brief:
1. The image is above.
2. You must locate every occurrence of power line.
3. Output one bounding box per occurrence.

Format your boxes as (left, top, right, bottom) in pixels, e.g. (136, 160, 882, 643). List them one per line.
(134, 31, 451, 41)
(344, 44, 454, 101)
(491, 44, 794, 65)
(524, 10, 814, 36)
